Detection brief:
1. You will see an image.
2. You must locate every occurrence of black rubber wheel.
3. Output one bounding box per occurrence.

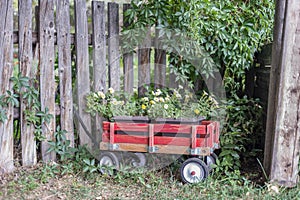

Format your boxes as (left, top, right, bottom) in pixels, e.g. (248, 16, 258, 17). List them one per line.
(205, 152, 218, 172)
(98, 152, 120, 175)
(131, 152, 147, 167)
(180, 158, 209, 184)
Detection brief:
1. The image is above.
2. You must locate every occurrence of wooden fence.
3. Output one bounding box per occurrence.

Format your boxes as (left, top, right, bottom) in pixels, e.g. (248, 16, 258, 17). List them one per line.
(0, 0, 178, 173)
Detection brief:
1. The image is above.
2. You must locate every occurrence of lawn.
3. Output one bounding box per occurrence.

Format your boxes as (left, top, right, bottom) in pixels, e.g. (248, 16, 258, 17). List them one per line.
(0, 160, 299, 200)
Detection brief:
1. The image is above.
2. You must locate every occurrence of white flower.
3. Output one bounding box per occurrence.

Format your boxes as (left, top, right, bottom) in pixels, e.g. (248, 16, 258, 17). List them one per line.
(156, 89, 162, 96)
(142, 97, 149, 101)
(178, 85, 183, 89)
(154, 97, 159, 102)
(97, 91, 105, 99)
(164, 104, 169, 109)
(111, 98, 118, 105)
(175, 93, 182, 99)
(108, 87, 115, 94)
(159, 97, 165, 102)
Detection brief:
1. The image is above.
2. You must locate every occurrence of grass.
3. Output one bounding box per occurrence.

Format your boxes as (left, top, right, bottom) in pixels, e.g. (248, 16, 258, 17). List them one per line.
(1, 161, 300, 200)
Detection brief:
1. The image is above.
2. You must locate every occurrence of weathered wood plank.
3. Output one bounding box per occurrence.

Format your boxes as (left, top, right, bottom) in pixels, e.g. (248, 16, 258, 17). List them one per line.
(92, 1, 106, 92)
(19, 0, 37, 166)
(92, 1, 106, 144)
(0, 0, 14, 174)
(138, 27, 151, 95)
(56, 0, 74, 147)
(264, 0, 287, 177)
(123, 4, 134, 93)
(108, 2, 120, 91)
(264, 0, 300, 187)
(154, 28, 166, 88)
(100, 142, 211, 156)
(39, 0, 56, 162)
(74, 0, 92, 146)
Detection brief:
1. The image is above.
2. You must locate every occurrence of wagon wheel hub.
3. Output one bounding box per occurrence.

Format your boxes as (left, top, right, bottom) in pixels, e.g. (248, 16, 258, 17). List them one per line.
(190, 171, 196, 176)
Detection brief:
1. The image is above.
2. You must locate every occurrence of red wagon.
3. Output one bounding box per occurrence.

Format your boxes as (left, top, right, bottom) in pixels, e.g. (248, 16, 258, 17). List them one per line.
(99, 119, 220, 183)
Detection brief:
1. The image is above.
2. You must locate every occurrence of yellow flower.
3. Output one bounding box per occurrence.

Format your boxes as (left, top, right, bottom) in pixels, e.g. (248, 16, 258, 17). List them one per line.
(150, 100, 155, 105)
(141, 104, 147, 110)
(194, 109, 200, 115)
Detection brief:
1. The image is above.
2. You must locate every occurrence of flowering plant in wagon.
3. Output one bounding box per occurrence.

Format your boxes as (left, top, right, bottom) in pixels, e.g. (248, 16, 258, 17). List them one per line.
(86, 86, 218, 122)
(86, 87, 140, 121)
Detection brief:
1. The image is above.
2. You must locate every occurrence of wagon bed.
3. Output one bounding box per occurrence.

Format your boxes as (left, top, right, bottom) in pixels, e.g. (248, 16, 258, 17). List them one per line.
(100, 120, 220, 156)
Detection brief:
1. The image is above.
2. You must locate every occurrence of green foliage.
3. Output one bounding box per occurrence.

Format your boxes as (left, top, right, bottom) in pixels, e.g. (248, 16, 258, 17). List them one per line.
(47, 126, 75, 161)
(11, 74, 54, 141)
(82, 158, 98, 173)
(215, 96, 264, 171)
(123, 0, 274, 92)
(46, 127, 101, 175)
(123, 0, 272, 173)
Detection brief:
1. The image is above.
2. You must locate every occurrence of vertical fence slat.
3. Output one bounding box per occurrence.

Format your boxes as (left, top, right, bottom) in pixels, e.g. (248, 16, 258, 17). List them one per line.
(0, 0, 14, 174)
(108, 2, 120, 91)
(19, 0, 37, 166)
(154, 28, 166, 88)
(74, 0, 92, 146)
(92, 1, 106, 92)
(123, 4, 134, 93)
(56, 0, 74, 147)
(138, 28, 151, 95)
(39, 0, 56, 161)
(92, 1, 106, 143)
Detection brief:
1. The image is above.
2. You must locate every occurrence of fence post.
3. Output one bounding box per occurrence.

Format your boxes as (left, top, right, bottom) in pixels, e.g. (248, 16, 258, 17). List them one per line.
(264, 0, 300, 187)
(0, 0, 14, 174)
(108, 2, 121, 91)
(39, 0, 56, 162)
(154, 28, 166, 88)
(19, 0, 37, 166)
(74, 0, 92, 146)
(56, 0, 75, 147)
(123, 4, 134, 93)
(92, 1, 106, 144)
(138, 27, 151, 95)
